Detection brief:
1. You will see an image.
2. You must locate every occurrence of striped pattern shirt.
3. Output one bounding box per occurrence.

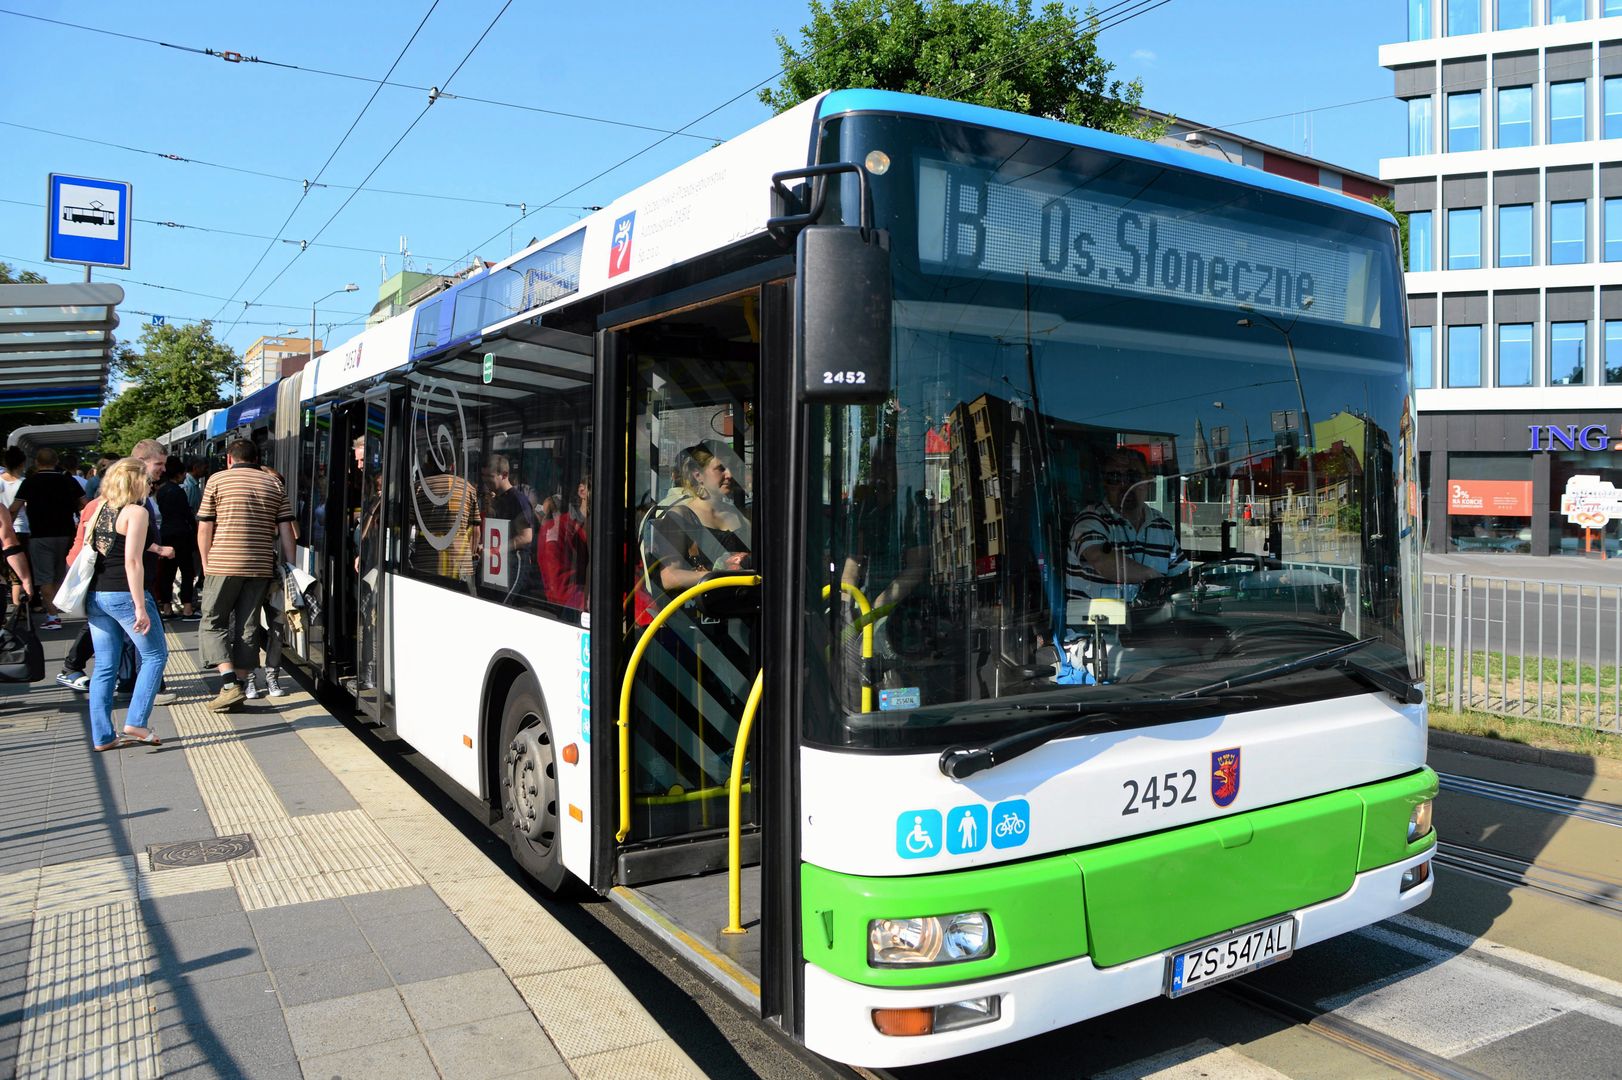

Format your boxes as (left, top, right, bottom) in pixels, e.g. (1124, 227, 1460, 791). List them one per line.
(196, 465, 293, 578)
(1066, 502, 1187, 603)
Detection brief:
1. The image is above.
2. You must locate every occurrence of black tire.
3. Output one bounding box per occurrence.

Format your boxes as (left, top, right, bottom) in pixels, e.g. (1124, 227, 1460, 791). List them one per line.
(498, 675, 568, 893)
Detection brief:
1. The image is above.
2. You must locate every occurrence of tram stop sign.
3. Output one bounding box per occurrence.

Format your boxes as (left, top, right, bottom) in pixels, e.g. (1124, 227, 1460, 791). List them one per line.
(483, 353, 494, 385)
(45, 173, 132, 269)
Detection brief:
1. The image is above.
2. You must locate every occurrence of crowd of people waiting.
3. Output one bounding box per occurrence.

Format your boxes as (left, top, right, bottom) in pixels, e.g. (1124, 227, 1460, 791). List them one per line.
(0, 438, 294, 751)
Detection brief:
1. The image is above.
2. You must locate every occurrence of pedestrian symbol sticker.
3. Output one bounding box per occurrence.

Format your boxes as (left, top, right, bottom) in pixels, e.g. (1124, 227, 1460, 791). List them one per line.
(895, 809, 942, 860)
(946, 805, 988, 854)
(991, 799, 1030, 849)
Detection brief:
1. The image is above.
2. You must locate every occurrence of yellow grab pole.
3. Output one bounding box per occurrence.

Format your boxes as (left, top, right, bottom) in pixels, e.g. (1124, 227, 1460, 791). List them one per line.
(722, 670, 766, 935)
(616, 574, 760, 843)
(822, 582, 874, 713)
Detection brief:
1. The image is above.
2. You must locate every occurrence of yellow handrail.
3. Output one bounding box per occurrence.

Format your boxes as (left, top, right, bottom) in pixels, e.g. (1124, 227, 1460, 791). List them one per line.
(822, 582, 874, 714)
(722, 670, 766, 936)
(616, 573, 761, 842)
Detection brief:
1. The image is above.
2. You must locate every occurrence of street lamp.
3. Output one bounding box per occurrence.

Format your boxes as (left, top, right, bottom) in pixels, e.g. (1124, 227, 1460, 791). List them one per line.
(1238, 300, 1316, 551)
(312, 284, 359, 370)
(1212, 400, 1254, 504)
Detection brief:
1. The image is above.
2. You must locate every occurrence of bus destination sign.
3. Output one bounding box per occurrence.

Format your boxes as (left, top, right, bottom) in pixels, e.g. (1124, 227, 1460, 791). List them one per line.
(916, 160, 1374, 327)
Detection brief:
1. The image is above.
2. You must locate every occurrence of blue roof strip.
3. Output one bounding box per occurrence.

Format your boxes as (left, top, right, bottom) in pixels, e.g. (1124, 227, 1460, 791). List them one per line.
(816, 90, 1394, 225)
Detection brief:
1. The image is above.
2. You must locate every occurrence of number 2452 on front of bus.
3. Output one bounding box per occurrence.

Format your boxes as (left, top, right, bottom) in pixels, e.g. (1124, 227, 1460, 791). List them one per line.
(1165, 916, 1296, 997)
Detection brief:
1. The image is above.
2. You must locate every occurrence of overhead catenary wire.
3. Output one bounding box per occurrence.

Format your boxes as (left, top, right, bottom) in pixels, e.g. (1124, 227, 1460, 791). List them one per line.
(233, 0, 516, 323)
(0, 7, 723, 142)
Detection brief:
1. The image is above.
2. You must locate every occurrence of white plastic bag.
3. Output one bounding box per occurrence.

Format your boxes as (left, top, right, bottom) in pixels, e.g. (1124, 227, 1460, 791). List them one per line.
(52, 546, 97, 617)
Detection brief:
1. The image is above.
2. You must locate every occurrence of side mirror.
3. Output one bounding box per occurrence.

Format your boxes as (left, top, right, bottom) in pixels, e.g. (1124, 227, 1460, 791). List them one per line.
(798, 225, 891, 403)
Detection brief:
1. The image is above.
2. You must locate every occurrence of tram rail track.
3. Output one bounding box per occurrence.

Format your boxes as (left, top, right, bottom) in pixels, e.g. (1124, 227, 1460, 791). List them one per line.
(1437, 771, 1622, 829)
(1432, 839, 1622, 915)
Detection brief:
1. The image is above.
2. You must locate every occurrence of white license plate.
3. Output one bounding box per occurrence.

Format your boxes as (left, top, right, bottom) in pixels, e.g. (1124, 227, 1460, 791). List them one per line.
(1165, 916, 1296, 997)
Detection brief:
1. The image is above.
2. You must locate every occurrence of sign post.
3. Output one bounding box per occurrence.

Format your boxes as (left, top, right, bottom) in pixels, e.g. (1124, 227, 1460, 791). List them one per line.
(45, 173, 132, 276)
(1560, 475, 1622, 559)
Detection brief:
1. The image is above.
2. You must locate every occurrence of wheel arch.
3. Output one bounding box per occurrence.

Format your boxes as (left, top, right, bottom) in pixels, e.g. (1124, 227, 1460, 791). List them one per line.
(479, 650, 544, 806)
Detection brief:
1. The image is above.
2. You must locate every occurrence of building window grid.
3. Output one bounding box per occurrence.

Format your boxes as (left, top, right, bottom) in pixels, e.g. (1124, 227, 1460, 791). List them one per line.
(1448, 207, 1484, 269)
(1605, 197, 1622, 261)
(1498, 0, 1533, 27)
(1497, 85, 1533, 148)
(1409, 96, 1434, 154)
(1605, 76, 1622, 139)
(1499, 203, 1534, 267)
(1550, 321, 1588, 385)
(1497, 323, 1534, 386)
(1447, 0, 1482, 34)
(1448, 324, 1484, 387)
(1549, 80, 1587, 144)
(1548, 0, 1585, 22)
(1411, 325, 1435, 388)
(1410, 210, 1435, 272)
(1448, 90, 1483, 151)
(1606, 320, 1622, 384)
(1549, 200, 1587, 264)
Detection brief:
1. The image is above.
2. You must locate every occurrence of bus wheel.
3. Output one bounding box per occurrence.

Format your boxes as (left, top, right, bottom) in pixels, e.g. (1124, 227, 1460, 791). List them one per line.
(499, 678, 567, 892)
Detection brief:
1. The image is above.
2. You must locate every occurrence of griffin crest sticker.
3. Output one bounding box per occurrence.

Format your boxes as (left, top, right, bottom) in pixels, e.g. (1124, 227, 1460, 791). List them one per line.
(1211, 748, 1241, 808)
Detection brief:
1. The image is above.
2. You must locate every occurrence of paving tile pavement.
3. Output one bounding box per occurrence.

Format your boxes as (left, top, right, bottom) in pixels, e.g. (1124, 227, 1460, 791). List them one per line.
(0, 619, 703, 1077)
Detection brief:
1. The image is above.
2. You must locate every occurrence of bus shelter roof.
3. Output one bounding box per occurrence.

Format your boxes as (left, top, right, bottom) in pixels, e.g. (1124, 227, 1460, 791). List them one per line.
(0, 281, 123, 413)
(6, 422, 100, 455)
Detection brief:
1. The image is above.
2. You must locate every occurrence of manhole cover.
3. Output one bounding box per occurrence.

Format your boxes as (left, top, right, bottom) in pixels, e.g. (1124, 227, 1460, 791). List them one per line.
(148, 834, 258, 870)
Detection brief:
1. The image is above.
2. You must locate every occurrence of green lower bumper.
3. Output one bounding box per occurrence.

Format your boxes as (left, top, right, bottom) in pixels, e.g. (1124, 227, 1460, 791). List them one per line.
(802, 767, 1438, 988)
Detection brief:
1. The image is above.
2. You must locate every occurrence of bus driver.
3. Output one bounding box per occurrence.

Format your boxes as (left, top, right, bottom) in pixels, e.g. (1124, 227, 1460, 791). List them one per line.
(1065, 447, 1188, 604)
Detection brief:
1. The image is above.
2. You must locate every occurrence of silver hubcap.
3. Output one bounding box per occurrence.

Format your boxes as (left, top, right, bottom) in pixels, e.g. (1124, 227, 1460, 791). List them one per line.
(504, 718, 557, 847)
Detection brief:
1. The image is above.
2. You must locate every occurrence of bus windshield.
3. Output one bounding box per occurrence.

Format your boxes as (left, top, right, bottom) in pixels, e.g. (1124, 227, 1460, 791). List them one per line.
(803, 114, 1420, 750)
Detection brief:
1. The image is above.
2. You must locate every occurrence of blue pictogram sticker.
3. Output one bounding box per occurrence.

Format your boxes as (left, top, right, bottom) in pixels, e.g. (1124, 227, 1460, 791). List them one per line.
(946, 804, 988, 854)
(895, 809, 942, 859)
(990, 799, 1031, 849)
(878, 687, 921, 711)
(580, 631, 591, 668)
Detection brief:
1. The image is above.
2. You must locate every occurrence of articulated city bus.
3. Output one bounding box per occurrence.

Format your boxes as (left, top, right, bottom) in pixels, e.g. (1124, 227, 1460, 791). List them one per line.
(227, 90, 1434, 1067)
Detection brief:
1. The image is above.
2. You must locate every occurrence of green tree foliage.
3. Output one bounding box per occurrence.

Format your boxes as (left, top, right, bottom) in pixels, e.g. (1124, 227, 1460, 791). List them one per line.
(0, 261, 48, 284)
(1373, 195, 1408, 270)
(99, 322, 240, 454)
(760, 0, 1167, 139)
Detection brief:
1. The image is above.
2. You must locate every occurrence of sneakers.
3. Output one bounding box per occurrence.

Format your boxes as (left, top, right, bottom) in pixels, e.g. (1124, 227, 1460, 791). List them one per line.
(55, 670, 89, 692)
(244, 677, 261, 701)
(152, 691, 179, 706)
(265, 668, 288, 698)
(207, 680, 245, 712)
(40, 615, 61, 631)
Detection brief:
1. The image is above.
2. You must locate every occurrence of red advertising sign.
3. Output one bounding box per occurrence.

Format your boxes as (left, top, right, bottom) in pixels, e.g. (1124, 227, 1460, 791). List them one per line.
(1447, 479, 1533, 516)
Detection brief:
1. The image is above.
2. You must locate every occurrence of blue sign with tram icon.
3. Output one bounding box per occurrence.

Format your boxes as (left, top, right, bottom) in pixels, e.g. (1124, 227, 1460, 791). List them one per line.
(46, 173, 132, 269)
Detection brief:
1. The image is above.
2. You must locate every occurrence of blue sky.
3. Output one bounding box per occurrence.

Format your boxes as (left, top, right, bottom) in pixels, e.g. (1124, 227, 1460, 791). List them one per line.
(0, 0, 1405, 358)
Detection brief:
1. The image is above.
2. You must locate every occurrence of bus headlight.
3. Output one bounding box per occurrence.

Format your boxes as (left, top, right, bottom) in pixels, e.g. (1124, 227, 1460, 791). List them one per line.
(868, 912, 992, 967)
(1408, 799, 1434, 843)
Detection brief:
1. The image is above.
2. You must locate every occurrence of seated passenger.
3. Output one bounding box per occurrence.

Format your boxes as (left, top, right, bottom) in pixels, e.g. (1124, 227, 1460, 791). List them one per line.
(646, 443, 750, 600)
(1066, 448, 1188, 604)
(539, 476, 590, 609)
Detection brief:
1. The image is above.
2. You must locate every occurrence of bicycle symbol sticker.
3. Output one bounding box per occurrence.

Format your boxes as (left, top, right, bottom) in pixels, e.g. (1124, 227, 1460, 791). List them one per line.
(895, 809, 943, 860)
(990, 799, 1031, 849)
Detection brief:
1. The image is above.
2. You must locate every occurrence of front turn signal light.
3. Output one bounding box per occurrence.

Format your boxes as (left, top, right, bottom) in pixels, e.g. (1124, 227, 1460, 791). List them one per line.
(1408, 799, 1434, 843)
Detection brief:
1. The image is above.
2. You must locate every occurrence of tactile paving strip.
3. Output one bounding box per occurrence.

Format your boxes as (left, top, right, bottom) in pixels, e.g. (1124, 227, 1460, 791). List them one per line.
(14, 902, 159, 1079)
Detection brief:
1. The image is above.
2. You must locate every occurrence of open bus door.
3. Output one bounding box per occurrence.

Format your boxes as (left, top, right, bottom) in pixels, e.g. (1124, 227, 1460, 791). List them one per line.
(593, 280, 798, 1026)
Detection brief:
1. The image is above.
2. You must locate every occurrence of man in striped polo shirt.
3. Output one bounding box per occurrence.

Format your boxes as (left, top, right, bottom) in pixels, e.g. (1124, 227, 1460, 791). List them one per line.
(196, 439, 295, 711)
(1066, 448, 1188, 605)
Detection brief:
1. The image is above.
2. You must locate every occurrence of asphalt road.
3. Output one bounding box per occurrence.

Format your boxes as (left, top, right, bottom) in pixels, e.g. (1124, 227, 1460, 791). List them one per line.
(1423, 578, 1621, 664)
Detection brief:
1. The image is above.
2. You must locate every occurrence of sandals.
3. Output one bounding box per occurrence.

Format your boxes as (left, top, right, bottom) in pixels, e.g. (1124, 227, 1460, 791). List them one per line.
(120, 728, 162, 747)
(92, 741, 121, 752)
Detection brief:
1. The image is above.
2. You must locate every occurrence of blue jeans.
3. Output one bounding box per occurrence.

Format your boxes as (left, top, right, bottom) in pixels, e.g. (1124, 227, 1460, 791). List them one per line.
(86, 591, 169, 747)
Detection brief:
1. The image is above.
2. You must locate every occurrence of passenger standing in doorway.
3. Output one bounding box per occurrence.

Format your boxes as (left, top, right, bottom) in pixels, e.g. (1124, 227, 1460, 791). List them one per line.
(196, 439, 295, 711)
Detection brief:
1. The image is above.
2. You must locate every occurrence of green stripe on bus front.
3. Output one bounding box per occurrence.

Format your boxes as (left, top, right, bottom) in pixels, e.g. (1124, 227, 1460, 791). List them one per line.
(1353, 766, 1440, 872)
(801, 768, 1438, 987)
(801, 856, 1088, 989)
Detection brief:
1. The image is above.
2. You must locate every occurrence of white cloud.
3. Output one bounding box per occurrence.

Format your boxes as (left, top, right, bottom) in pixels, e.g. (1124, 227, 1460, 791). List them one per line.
(1130, 49, 1158, 62)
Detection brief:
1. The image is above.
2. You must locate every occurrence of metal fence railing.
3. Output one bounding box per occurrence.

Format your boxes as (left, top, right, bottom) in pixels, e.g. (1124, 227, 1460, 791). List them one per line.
(1423, 573, 1622, 733)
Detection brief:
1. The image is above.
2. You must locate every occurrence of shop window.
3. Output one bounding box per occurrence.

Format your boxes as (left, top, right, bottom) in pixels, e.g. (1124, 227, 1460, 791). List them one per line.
(1605, 320, 1622, 384)
(1410, 211, 1434, 271)
(1548, 0, 1584, 22)
(1408, 97, 1434, 154)
(1447, 324, 1483, 387)
(1498, 203, 1533, 266)
(1410, 0, 1433, 37)
(1448, 91, 1482, 151)
(1549, 200, 1586, 264)
(1549, 81, 1586, 144)
(1447, 0, 1481, 33)
(1497, 86, 1533, 147)
(1448, 207, 1482, 269)
(1606, 76, 1622, 139)
(1549, 452, 1622, 558)
(1549, 321, 1587, 385)
(1497, 323, 1533, 386)
(1447, 453, 1533, 553)
(1498, 0, 1532, 27)
(1411, 325, 1435, 388)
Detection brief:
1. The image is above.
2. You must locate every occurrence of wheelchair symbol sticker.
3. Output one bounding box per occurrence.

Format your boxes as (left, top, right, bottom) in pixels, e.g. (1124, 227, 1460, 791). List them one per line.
(990, 799, 1030, 849)
(895, 809, 942, 859)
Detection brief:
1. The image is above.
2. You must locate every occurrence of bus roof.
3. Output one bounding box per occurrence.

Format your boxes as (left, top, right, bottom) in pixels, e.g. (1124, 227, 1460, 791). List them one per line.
(814, 89, 1394, 225)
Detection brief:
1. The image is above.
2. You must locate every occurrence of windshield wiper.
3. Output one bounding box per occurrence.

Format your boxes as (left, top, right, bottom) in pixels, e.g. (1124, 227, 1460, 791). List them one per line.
(938, 637, 1395, 781)
(939, 691, 1256, 781)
